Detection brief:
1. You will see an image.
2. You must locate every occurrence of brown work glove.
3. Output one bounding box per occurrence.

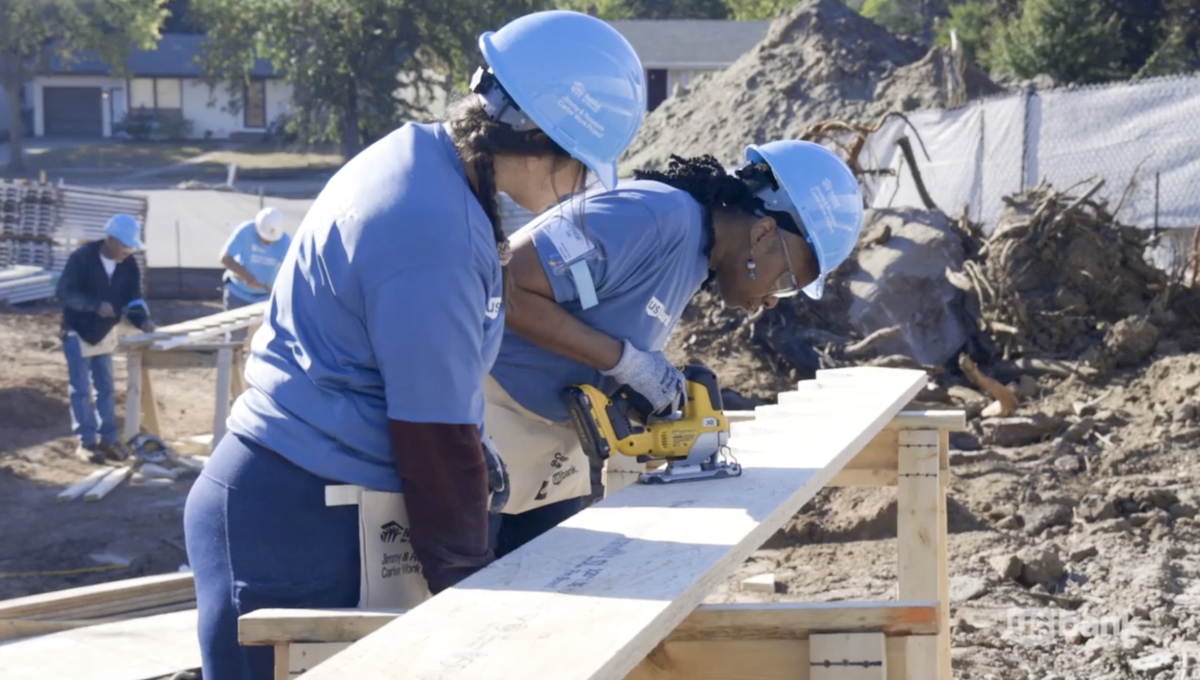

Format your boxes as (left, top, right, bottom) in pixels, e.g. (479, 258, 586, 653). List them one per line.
(387, 420, 495, 594)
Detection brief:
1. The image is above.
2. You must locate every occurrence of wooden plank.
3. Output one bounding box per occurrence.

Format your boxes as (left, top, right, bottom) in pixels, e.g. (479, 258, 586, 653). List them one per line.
(810, 632, 886, 680)
(120, 302, 268, 347)
(289, 643, 348, 676)
(622, 637, 908, 680)
(212, 347, 232, 447)
(0, 573, 194, 620)
(276, 645, 291, 680)
(231, 348, 246, 398)
(935, 430, 952, 680)
(0, 609, 200, 680)
(239, 601, 938, 647)
(295, 367, 927, 680)
(240, 608, 409, 646)
(141, 350, 219, 371)
(669, 602, 936, 642)
(82, 466, 133, 501)
(123, 350, 142, 443)
(56, 468, 113, 502)
(726, 410, 965, 433)
(140, 368, 160, 438)
(896, 430, 942, 680)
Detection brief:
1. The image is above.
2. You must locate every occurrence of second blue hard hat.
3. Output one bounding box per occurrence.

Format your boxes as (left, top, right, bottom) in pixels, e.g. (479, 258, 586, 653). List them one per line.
(744, 140, 864, 300)
(478, 11, 647, 191)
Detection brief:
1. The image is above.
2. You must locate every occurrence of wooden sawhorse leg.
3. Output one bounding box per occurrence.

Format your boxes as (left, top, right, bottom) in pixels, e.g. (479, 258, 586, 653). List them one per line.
(897, 428, 951, 680)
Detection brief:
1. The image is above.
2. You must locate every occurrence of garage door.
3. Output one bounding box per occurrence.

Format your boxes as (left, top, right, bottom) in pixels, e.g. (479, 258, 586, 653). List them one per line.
(43, 87, 103, 137)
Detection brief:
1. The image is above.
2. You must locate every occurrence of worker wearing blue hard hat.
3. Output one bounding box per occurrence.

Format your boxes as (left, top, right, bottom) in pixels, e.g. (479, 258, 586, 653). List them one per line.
(182, 10, 647, 680)
(483, 140, 865, 554)
(56, 213, 155, 464)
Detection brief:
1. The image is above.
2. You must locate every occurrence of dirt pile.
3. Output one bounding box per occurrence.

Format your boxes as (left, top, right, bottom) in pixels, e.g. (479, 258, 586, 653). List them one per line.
(619, 0, 1005, 174)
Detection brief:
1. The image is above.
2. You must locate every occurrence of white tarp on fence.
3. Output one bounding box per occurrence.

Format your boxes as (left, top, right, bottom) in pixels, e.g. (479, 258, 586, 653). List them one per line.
(858, 72, 1200, 235)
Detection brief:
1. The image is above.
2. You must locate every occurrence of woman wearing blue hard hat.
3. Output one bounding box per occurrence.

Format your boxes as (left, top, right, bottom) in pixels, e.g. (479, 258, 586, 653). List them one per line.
(482, 140, 864, 555)
(182, 10, 646, 679)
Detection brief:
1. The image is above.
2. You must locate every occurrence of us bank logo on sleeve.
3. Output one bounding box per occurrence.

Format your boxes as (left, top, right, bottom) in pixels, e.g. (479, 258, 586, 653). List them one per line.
(645, 296, 670, 327)
(485, 296, 502, 319)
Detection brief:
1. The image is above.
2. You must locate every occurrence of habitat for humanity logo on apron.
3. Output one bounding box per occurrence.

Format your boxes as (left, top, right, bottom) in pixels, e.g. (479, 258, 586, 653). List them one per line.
(326, 485, 432, 609)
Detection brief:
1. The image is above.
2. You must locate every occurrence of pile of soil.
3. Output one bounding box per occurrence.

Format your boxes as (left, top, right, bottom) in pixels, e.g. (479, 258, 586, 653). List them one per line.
(619, 0, 1005, 174)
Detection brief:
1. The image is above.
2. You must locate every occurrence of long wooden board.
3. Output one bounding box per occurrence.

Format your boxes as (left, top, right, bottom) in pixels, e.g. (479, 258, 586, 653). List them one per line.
(0, 573, 194, 620)
(0, 610, 199, 680)
(298, 367, 927, 680)
(238, 601, 939, 647)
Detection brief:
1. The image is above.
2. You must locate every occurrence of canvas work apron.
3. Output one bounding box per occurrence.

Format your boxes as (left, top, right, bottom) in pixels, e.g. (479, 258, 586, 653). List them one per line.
(76, 329, 118, 358)
(324, 485, 433, 609)
(482, 375, 591, 516)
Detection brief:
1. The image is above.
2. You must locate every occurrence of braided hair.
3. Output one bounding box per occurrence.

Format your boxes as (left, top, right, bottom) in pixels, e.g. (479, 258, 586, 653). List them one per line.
(634, 153, 782, 259)
(445, 95, 580, 306)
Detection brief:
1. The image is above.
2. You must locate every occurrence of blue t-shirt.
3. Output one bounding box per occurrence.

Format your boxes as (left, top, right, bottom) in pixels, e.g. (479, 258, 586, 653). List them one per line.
(226, 122, 505, 492)
(490, 180, 710, 423)
(221, 219, 293, 302)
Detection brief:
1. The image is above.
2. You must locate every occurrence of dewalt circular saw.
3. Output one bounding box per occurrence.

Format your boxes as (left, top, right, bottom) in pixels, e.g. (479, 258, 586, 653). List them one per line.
(562, 364, 742, 485)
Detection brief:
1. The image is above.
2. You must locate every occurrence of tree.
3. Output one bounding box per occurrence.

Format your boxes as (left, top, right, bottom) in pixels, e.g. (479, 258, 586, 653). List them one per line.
(0, 0, 167, 173)
(192, 0, 550, 159)
(934, 1, 999, 68)
(557, 0, 733, 19)
(987, 0, 1127, 84)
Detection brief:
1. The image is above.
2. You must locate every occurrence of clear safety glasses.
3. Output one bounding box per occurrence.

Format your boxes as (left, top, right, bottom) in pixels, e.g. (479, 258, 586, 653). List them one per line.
(760, 215, 818, 299)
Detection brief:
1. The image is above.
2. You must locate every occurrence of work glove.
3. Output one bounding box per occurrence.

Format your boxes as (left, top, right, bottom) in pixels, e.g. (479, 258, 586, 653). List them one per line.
(601, 339, 687, 417)
(482, 436, 510, 515)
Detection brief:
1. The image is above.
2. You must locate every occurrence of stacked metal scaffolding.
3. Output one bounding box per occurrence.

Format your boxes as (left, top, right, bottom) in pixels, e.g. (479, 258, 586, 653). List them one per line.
(0, 179, 149, 305)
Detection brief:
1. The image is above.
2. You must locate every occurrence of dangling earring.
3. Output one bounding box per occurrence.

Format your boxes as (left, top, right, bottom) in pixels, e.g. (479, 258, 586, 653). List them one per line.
(746, 258, 756, 280)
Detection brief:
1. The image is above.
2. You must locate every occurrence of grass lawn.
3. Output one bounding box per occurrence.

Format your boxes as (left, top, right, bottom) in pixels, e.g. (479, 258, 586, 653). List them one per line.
(8, 141, 344, 180)
(20, 142, 215, 171)
(204, 144, 343, 171)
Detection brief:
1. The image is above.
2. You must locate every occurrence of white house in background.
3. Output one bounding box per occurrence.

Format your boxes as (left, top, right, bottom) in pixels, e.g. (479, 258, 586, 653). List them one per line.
(604, 19, 770, 112)
(32, 33, 291, 140)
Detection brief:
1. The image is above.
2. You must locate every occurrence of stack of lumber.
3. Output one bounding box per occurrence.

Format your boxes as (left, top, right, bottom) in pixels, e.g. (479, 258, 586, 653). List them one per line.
(0, 572, 195, 642)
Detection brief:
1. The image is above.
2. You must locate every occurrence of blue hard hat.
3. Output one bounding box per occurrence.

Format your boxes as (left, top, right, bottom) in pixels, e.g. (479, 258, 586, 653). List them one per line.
(477, 10, 647, 191)
(103, 213, 143, 250)
(744, 140, 864, 300)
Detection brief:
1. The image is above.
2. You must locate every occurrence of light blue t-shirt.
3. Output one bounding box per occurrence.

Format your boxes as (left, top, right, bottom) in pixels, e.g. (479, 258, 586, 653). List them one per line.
(227, 122, 505, 492)
(221, 219, 293, 302)
(490, 180, 710, 423)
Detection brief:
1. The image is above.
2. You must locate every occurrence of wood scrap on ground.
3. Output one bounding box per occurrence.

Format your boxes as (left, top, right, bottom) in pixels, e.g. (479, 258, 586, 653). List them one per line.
(0, 573, 196, 643)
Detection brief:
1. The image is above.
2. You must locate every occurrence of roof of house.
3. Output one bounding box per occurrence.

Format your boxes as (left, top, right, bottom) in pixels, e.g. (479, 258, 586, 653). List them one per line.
(47, 34, 277, 78)
(605, 19, 770, 69)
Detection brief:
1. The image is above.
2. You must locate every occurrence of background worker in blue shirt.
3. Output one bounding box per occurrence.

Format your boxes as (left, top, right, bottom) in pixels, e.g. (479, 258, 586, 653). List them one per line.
(484, 141, 865, 556)
(218, 207, 291, 340)
(181, 10, 647, 680)
(55, 214, 156, 464)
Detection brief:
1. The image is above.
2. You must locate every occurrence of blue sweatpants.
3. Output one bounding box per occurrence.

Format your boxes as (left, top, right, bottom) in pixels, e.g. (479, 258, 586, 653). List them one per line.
(183, 433, 360, 680)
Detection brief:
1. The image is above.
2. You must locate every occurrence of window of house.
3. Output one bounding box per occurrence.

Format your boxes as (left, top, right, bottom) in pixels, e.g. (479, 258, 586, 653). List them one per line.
(244, 80, 266, 129)
(129, 78, 183, 112)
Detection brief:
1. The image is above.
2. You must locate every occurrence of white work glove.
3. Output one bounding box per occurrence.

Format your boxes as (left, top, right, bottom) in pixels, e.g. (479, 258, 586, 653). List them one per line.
(482, 436, 509, 515)
(601, 339, 687, 416)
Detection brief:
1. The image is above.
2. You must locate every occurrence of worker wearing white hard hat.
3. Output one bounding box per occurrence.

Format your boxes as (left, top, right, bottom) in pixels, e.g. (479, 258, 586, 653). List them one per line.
(182, 10, 648, 680)
(217, 207, 291, 339)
